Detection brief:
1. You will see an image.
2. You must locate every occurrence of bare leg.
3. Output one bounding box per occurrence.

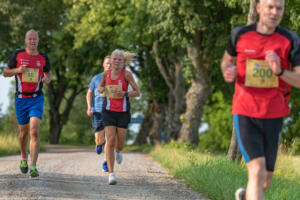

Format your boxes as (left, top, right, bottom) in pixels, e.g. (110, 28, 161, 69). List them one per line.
(105, 126, 117, 173)
(246, 157, 267, 200)
(264, 171, 273, 190)
(95, 130, 105, 146)
(29, 117, 41, 164)
(116, 128, 127, 152)
(18, 124, 29, 156)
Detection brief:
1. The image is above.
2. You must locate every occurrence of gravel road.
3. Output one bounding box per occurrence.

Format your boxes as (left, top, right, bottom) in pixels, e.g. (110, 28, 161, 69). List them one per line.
(0, 145, 209, 200)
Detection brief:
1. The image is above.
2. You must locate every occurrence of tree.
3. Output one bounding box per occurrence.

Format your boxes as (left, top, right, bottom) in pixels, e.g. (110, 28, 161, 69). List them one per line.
(227, 0, 258, 161)
(148, 0, 240, 145)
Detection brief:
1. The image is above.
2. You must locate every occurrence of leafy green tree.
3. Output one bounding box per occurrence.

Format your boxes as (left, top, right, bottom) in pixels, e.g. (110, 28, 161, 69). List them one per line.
(147, 0, 241, 145)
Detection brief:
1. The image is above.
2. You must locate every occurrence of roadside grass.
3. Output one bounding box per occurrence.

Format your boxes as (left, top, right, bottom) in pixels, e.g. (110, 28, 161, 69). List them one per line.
(150, 145, 300, 200)
(124, 144, 153, 153)
(0, 133, 46, 156)
(0, 134, 20, 156)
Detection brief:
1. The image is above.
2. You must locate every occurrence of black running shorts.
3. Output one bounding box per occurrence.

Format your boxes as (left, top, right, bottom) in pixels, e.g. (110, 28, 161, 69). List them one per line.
(233, 114, 283, 171)
(102, 110, 131, 129)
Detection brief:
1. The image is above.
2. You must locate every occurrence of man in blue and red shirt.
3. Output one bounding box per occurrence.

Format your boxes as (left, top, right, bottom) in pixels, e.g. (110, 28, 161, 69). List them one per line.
(3, 29, 52, 178)
(221, 0, 300, 199)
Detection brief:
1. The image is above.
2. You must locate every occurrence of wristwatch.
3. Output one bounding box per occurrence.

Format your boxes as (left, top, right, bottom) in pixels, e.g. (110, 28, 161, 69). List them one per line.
(124, 92, 128, 97)
(275, 67, 285, 77)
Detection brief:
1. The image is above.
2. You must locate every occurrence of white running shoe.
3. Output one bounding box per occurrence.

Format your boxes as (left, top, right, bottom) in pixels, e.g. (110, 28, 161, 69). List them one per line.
(116, 151, 123, 164)
(108, 173, 117, 185)
(235, 188, 246, 200)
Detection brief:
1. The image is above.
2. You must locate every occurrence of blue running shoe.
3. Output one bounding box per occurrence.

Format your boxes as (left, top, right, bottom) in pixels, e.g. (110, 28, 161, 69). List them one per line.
(102, 160, 108, 172)
(96, 145, 103, 155)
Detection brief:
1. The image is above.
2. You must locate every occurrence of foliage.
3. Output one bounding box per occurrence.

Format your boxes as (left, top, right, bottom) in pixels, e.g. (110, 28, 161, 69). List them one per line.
(59, 91, 93, 145)
(200, 91, 233, 152)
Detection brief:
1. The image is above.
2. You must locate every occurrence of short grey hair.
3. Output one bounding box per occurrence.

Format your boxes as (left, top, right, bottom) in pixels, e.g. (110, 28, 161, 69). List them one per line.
(25, 29, 39, 39)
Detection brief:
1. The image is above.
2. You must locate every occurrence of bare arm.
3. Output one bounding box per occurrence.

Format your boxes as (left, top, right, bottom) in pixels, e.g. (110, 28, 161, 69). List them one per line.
(220, 51, 237, 83)
(86, 89, 93, 116)
(97, 71, 107, 93)
(278, 66, 300, 89)
(42, 71, 52, 84)
(265, 50, 300, 88)
(124, 71, 140, 97)
(3, 65, 26, 77)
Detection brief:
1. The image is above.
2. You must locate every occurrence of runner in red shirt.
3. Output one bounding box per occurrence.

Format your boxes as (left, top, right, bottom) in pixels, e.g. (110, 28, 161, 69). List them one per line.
(221, 0, 300, 199)
(3, 29, 52, 178)
(98, 49, 140, 185)
(221, 0, 300, 200)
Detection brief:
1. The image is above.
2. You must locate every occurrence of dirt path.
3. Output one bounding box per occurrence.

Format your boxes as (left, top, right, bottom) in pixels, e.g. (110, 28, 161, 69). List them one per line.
(0, 145, 209, 200)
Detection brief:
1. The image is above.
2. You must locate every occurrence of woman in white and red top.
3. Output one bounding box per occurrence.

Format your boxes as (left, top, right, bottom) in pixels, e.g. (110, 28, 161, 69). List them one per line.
(98, 49, 140, 185)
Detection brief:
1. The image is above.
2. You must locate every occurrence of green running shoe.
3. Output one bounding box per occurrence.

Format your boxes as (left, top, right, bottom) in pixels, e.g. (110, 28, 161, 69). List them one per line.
(20, 160, 28, 174)
(29, 167, 39, 178)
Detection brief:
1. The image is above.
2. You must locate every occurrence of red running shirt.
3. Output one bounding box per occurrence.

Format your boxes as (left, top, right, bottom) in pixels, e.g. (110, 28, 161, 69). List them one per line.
(227, 24, 300, 118)
(104, 68, 129, 112)
(7, 48, 51, 98)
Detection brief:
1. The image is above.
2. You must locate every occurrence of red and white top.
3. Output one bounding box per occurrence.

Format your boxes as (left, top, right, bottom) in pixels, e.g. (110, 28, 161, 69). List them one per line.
(7, 48, 51, 98)
(227, 24, 300, 118)
(103, 68, 130, 112)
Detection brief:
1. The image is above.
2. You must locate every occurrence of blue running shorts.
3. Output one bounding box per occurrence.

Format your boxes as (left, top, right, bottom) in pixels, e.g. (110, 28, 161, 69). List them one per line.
(15, 94, 44, 125)
(92, 112, 104, 132)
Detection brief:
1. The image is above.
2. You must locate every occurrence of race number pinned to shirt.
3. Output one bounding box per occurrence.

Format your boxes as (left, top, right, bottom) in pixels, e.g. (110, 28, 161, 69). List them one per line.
(245, 59, 278, 88)
(106, 85, 123, 99)
(22, 68, 39, 83)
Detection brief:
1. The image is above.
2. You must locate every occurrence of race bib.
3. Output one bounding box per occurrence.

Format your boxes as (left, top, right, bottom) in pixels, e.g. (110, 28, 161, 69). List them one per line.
(245, 59, 278, 88)
(106, 85, 123, 99)
(22, 68, 39, 83)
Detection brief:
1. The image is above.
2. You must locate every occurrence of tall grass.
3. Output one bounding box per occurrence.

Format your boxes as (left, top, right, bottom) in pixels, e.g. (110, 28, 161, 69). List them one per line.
(151, 145, 300, 200)
(0, 133, 46, 156)
(0, 134, 20, 156)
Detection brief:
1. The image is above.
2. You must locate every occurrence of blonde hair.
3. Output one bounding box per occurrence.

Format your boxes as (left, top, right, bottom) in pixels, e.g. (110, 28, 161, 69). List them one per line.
(111, 49, 136, 66)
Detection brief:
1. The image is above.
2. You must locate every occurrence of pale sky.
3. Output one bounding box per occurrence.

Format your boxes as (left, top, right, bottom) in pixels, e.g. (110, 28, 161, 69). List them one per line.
(0, 75, 13, 114)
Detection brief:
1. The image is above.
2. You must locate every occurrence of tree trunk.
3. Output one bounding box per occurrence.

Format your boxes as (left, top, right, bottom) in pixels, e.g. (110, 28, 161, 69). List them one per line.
(178, 39, 211, 146)
(167, 91, 176, 141)
(169, 56, 186, 140)
(227, 121, 241, 161)
(149, 101, 166, 145)
(247, 0, 258, 25)
(47, 77, 82, 144)
(134, 102, 154, 145)
(49, 109, 63, 144)
(152, 40, 186, 141)
(227, 0, 258, 160)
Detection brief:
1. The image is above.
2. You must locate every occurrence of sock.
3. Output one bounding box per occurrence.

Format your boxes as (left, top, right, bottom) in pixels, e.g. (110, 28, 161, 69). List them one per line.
(21, 153, 27, 161)
(30, 162, 36, 168)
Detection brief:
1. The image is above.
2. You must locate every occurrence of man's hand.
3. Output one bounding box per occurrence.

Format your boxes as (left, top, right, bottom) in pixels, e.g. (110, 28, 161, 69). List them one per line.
(42, 73, 51, 84)
(86, 107, 93, 117)
(223, 64, 237, 83)
(98, 86, 105, 93)
(265, 50, 281, 75)
(18, 65, 27, 74)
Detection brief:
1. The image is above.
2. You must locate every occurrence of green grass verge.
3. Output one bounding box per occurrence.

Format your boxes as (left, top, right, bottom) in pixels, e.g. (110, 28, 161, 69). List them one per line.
(0, 134, 45, 156)
(124, 144, 154, 153)
(150, 144, 300, 200)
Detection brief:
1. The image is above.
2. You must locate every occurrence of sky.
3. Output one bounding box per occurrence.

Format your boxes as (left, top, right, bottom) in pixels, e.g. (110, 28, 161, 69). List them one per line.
(0, 75, 13, 114)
